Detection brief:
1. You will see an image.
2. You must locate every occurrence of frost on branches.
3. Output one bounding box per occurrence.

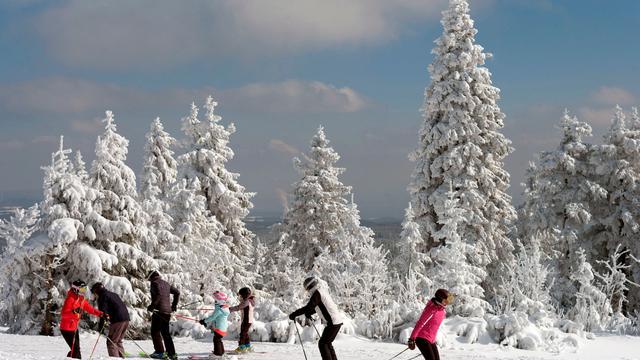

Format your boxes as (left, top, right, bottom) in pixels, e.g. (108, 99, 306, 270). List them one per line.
(408, 0, 516, 302)
(278, 127, 390, 320)
(140, 118, 183, 283)
(569, 248, 612, 332)
(591, 106, 640, 310)
(429, 188, 488, 317)
(81, 111, 156, 333)
(176, 98, 253, 290)
(520, 110, 604, 308)
(178, 97, 256, 260)
(392, 203, 431, 297)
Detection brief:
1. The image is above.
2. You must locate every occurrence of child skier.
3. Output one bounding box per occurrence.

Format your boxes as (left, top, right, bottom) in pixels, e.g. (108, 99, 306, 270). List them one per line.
(229, 287, 255, 353)
(60, 280, 106, 359)
(289, 276, 343, 360)
(199, 291, 231, 359)
(407, 289, 455, 360)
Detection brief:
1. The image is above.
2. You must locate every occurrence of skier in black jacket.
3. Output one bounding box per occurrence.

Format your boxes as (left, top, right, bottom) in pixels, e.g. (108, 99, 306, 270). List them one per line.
(289, 276, 343, 360)
(146, 271, 180, 360)
(90, 282, 130, 358)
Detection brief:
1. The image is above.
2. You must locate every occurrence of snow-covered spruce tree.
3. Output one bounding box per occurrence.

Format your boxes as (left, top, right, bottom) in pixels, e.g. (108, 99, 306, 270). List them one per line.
(177, 98, 255, 289)
(407, 0, 516, 301)
(169, 178, 229, 297)
(140, 117, 182, 280)
(590, 106, 640, 312)
(260, 233, 306, 311)
(0, 205, 42, 332)
(280, 127, 390, 319)
(0, 205, 80, 335)
(77, 111, 157, 334)
(429, 187, 488, 317)
(520, 110, 605, 309)
(72, 150, 88, 182)
(494, 238, 553, 324)
(569, 248, 612, 332)
(594, 245, 640, 318)
(392, 203, 431, 297)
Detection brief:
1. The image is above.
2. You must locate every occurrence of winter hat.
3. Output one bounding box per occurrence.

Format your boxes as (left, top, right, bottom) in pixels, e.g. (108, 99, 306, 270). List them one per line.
(303, 276, 318, 290)
(238, 287, 251, 298)
(90, 282, 104, 294)
(146, 270, 160, 280)
(434, 289, 450, 303)
(213, 291, 228, 304)
(71, 280, 87, 294)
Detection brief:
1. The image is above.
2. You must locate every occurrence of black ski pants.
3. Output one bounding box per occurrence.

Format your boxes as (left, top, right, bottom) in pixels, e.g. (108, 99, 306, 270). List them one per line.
(213, 332, 225, 355)
(151, 313, 176, 356)
(318, 324, 341, 360)
(61, 329, 81, 359)
(239, 322, 252, 346)
(416, 338, 440, 360)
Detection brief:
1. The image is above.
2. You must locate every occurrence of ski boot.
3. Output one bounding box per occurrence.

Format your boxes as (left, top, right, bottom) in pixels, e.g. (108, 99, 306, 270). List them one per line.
(149, 351, 166, 359)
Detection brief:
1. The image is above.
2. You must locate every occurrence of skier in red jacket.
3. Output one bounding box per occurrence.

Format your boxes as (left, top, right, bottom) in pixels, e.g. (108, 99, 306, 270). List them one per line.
(60, 280, 105, 359)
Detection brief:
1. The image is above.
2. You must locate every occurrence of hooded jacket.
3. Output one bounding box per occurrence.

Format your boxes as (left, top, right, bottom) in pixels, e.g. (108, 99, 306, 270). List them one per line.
(148, 274, 180, 314)
(60, 290, 103, 331)
(409, 299, 446, 344)
(203, 304, 230, 336)
(229, 295, 255, 325)
(95, 287, 130, 324)
(290, 284, 343, 326)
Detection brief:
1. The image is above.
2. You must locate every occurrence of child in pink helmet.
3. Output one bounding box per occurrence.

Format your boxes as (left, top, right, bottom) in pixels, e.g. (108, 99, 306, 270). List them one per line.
(199, 291, 231, 358)
(408, 289, 454, 360)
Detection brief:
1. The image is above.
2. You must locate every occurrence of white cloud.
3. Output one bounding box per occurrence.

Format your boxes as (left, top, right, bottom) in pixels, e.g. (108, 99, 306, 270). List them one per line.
(32, 0, 451, 70)
(591, 86, 636, 106)
(0, 77, 372, 119)
(268, 139, 300, 157)
(220, 80, 371, 113)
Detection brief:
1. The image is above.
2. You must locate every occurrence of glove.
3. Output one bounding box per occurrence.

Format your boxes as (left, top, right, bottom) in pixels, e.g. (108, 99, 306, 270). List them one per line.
(100, 313, 110, 321)
(72, 308, 82, 315)
(407, 339, 416, 350)
(199, 319, 206, 326)
(147, 305, 154, 312)
(305, 314, 313, 320)
(288, 313, 296, 320)
(171, 305, 177, 313)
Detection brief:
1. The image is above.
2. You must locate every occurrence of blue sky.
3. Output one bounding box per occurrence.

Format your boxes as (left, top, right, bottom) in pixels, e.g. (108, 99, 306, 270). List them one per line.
(0, 0, 639, 218)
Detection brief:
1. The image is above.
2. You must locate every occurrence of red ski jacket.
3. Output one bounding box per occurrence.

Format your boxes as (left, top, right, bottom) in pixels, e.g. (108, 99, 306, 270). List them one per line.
(60, 290, 102, 331)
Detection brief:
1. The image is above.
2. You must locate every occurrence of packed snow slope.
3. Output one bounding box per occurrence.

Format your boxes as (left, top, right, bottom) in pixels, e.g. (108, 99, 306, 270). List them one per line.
(1, 328, 638, 360)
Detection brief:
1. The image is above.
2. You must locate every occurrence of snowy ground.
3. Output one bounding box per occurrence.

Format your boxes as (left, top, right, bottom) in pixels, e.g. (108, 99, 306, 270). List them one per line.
(1, 328, 639, 360)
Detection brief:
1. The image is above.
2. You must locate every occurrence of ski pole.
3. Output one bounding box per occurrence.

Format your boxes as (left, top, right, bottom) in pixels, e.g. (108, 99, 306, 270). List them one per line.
(407, 354, 423, 360)
(126, 331, 150, 358)
(293, 321, 308, 360)
(310, 321, 321, 338)
(89, 321, 107, 359)
(177, 308, 215, 312)
(384, 347, 409, 360)
(174, 313, 200, 322)
(179, 300, 202, 309)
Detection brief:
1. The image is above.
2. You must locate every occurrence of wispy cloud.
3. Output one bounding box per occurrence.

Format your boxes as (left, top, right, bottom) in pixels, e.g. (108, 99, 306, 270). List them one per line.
(0, 77, 372, 120)
(31, 0, 451, 70)
(591, 86, 636, 106)
(268, 139, 300, 157)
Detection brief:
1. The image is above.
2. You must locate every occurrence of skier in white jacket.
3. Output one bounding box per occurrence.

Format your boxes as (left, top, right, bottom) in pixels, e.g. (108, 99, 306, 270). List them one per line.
(289, 276, 343, 360)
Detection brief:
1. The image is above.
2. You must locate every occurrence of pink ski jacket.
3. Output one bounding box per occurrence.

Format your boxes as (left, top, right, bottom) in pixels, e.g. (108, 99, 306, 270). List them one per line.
(409, 300, 446, 344)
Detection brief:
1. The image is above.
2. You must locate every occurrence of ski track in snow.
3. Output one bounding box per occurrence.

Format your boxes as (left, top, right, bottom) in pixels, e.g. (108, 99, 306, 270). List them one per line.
(0, 330, 639, 360)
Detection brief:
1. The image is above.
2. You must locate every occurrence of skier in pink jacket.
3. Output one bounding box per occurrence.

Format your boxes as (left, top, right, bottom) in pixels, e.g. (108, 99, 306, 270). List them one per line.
(408, 289, 454, 360)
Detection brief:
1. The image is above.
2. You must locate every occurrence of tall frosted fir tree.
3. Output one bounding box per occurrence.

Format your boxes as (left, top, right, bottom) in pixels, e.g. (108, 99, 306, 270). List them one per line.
(408, 0, 516, 299)
(140, 118, 179, 260)
(520, 111, 605, 308)
(280, 127, 390, 317)
(83, 111, 157, 333)
(177, 97, 255, 288)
